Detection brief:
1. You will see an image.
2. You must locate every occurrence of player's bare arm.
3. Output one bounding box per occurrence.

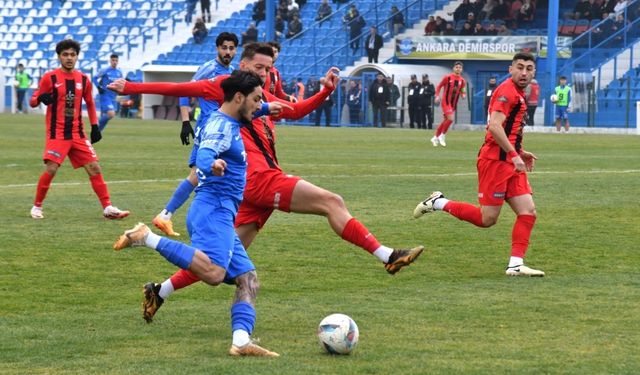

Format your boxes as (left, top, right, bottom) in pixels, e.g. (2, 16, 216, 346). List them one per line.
(488, 110, 526, 172)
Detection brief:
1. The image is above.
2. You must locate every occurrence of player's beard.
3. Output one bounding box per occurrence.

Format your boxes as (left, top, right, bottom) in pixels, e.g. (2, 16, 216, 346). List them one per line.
(219, 53, 232, 65)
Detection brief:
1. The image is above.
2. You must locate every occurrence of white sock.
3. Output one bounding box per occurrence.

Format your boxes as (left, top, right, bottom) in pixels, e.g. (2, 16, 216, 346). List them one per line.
(159, 209, 172, 220)
(158, 279, 174, 299)
(508, 256, 524, 268)
(372, 246, 393, 263)
(433, 198, 449, 211)
(232, 329, 250, 347)
(145, 231, 162, 249)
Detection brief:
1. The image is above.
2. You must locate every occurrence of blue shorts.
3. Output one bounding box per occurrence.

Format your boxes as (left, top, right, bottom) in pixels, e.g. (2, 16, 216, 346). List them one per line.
(99, 95, 117, 112)
(186, 196, 255, 284)
(555, 106, 569, 120)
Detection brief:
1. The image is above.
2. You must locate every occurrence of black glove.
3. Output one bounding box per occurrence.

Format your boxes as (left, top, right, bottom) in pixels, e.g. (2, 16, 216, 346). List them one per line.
(180, 120, 195, 145)
(38, 93, 53, 105)
(90, 125, 102, 144)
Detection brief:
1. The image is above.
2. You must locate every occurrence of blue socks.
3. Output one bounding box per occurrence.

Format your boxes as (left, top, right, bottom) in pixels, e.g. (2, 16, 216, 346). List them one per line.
(156, 237, 195, 269)
(165, 179, 196, 213)
(98, 114, 110, 131)
(231, 302, 256, 335)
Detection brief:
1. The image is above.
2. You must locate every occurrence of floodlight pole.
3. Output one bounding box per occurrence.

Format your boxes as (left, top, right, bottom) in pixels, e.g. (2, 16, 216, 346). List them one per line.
(545, 0, 559, 126)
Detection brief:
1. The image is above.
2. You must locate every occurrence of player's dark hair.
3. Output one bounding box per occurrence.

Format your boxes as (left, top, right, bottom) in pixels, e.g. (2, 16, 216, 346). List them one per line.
(453, 61, 463, 67)
(17, 63, 24, 68)
(267, 40, 281, 52)
(110, 53, 119, 59)
(241, 42, 275, 61)
(55, 39, 81, 55)
(216, 32, 239, 47)
(559, 76, 567, 80)
(513, 52, 535, 63)
(221, 70, 263, 102)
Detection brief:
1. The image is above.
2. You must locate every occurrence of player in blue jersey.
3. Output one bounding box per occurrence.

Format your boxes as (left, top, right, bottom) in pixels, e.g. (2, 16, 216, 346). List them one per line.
(153, 32, 239, 236)
(113, 70, 279, 357)
(94, 54, 124, 131)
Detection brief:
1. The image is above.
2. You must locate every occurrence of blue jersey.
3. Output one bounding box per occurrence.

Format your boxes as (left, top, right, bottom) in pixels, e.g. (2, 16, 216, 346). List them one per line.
(95, 66, 123, 100)
(194, 111, 246, 205)
(179, 58, 234, 128)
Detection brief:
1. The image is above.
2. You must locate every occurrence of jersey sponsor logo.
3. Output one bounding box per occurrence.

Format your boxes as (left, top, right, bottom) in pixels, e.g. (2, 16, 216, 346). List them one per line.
(497, 95, 508, 103)
(55, 83, 63, 88)
(492, 192, 506, 199)
(46, 149, 62, 158)
(76, 82, 82, 90)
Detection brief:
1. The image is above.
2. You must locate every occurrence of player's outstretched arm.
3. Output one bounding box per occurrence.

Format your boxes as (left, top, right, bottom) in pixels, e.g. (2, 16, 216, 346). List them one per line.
(107, 78, 216, 99)
(269, 67, 339, 120)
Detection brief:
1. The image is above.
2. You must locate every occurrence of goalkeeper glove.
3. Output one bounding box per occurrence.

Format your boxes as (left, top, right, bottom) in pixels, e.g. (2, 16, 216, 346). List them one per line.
(90, 125, 102, 144)
(38, 93, 53, 105)
(180, 120, 195, 145)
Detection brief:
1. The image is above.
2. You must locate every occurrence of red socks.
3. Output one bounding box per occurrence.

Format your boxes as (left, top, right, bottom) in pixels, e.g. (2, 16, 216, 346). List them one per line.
(511, 214, 536, 258)
(170, 269, 201, 290)
(443, 201, 484, 227)
(340, 218, 381, 253)
(89, 174, 111, 208)
(435, 119, 453, 136)
(34, 172, 54, 207)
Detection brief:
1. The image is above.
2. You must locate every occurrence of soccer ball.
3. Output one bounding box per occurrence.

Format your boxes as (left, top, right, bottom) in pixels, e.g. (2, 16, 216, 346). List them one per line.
(550, 94, 558, 103)
(317, 313, 359, 355)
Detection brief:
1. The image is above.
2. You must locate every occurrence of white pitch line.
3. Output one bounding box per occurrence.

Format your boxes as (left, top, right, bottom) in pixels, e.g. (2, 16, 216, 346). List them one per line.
(1, 169, 639, 190)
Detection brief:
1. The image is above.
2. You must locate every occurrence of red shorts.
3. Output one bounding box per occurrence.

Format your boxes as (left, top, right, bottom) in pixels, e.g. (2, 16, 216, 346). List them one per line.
(235, 169, 301, 229)
(477, 158, 532, 206)
(441, 104, 456, 116)
(42, 138, 98, 168)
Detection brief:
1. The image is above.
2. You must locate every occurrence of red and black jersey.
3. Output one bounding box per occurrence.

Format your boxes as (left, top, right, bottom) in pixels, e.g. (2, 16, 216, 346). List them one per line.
(30, 68, 98, 140)
(122, 77, 332, 172)
(436, 73, 466, 109)
(263, 66, 291, 101)
(478, 78, 527, 162)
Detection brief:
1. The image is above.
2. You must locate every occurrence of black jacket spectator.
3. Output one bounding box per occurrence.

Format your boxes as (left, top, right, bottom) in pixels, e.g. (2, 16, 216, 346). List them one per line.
(364, 27, 383, 63)
(315, 0, 332, 23)
(453, 0, 473, 22)
(252, 0, 265, 26)
(242, 23, 258, 45)
(286, 15, 303, 39)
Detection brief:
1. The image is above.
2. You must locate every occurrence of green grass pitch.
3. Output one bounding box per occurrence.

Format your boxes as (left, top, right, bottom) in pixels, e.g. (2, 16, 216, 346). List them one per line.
(1, 113, 639, 374)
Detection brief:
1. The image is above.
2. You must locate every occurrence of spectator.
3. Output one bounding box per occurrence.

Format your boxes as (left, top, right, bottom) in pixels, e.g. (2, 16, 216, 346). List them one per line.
(459, 21, 474, 35)
(484, 76, 497, 119)
(486, 22, 498, 35)
(305, 76, 320, 99)
(390, 5, 405, 37)
(407, 74, 421, 128)
(294, 77, 305, 101)
(200, 0, 211, 23)
(434, 16, 446, 34)
(470, 0, 483, 16)
(315, 77, 335, 126)
(466, 12, 477, 28)
(443, 22, 456, 35)
(241, 22, 258, 46)
(419, 74, 435, 130)
(192, 17, 208, 44)
(424, 16, 437, 35)
(344, 5, 366, 54)
(252, 0, 265, 26)
(185, 0, 198, 24)
(516, 0, 535, 24)
(347, 80, 361, 124)
(369, 73, 391, 128)
(613, 0, 628, 17)
(474, 22, 486, 35)
(285, 14, 303, 39)
(497, 24, 511, 35)
(275, 14, 285, 38)
(525, 78, 540, 126)
(453, 0, 473, 22)
(479, 0, 497, 20)
(315, 0, 333, 25)
(600, 0, 617, 15)
(364, 26, 383, 63)
(386, 76, 400, 123)
(490, 0, 509, 20)
(574, 0, 592, 20)
(287, 0, 300, 20)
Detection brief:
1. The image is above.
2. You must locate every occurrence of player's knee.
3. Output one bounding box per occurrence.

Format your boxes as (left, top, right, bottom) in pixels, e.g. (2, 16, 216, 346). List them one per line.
(325, 192, 347, 212)
(481, 216, 499, 227)
(237, 271, 260, 295)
